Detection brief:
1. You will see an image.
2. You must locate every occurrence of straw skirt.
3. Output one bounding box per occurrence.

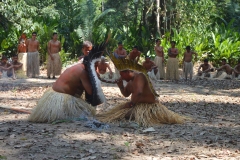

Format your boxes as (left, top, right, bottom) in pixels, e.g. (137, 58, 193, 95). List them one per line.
(18, 52, 27, 72)
(97, 102, 186, 127)
(28, 88, 95, 123)
(47, 53, 62, 77)
(27, 51, 40, 77)
(166, 58, 179, 80)
(154, 56, 165, 79)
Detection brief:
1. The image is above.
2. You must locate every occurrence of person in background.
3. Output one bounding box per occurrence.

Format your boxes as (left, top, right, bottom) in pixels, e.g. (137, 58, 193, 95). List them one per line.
(166, 41, 179, 81)
(183, 46, 197, 81)
(154, 39, 165, 80)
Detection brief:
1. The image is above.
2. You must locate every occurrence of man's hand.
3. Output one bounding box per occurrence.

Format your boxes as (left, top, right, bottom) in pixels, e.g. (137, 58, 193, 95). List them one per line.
(116, 78, 124, 88)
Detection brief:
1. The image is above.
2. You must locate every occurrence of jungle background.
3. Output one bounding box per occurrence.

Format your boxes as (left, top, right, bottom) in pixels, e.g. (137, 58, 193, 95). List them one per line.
(0, 0, 240, 67)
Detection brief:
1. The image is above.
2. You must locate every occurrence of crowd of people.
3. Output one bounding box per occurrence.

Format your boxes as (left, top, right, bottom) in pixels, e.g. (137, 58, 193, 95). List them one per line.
(0, 32, 62, 79)
(1, 34, 240, 126)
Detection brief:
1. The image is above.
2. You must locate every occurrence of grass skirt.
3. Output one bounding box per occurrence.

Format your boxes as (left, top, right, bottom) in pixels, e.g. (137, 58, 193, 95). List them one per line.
(154, 56, 165, 79)
(28, 88, 95, 123)
(18, 52, 27, 72)
(184, 61, 193, 78)
(47, 53, 62, 77)
(27, 51, 40, 78)
(166, 58, 179, 80)
(97, 102, 185, 127)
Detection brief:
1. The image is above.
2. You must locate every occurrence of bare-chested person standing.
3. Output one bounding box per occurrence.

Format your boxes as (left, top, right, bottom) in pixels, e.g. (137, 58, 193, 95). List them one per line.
(128, 46, 141, 63)
(28, 42, 106, 123)
(154, 39, 165, 79)
(114, 42, 127, 58)
(142, 56, 160, 80)
(47, 32, 62, 79)
(183, 46, 197, 81)
(17, 35, 27, 74)
(233, 60, 240, 79)
(197, 59, 212, 78)
(96, 56, 113, 79)
(26, 32, 40, 78)
(166, 41, 179, 81)
(214, 59, 233, 79)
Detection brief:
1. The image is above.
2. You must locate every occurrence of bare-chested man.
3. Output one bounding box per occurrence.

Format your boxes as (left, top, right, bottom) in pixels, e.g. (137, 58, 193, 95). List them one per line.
(166, 41, 179, 81)
(197, 59, 212, 78)
(154, 39, 165, 79)
(28, 42, 106, 123)
(8, 55, 26, 79)
(183, 46, 197, 80)
(17, 39, 27, 74)
(98, 69, 185, 126)
(114, 42, 127, 58)
(142, 56, 160, 80)
(214, 59, 233, 79)
(233, 60, 240, 79)
(47, 32, 62, 79)
(128, 46, 141, 63)
(96, 56, 113, 79)
(0, 56, 12, 78)
(26, 32, 40, 78)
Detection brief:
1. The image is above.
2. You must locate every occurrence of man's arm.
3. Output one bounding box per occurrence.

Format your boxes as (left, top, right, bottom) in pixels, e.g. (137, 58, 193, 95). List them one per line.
(216, 65, 225, 71)
(183, 52, 186, 62)
(12, 63, 23, 70)
(80, 69, 92, 95)
(47, 41, 53, 60)
(106, 64, 113, 74)
(117, 78, 131, 97)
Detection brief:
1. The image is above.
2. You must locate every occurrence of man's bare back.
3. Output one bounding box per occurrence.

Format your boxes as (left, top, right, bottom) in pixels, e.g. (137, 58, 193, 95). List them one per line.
(218, 64, 233, 74)
(52, 63, 92, 96)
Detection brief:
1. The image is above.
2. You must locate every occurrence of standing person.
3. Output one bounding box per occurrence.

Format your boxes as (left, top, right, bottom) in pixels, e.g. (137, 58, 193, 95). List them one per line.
(26, 32, 40, 78)
(98, 56, 186, 126)
(183, 46, 197, 81)
(114, 42, 127, 58)
(154, 39, 165, 79)
(166, 41, 179, 81)
(128, 46, 141, 63)
(17, 38, 27, 75)
(47, 32, 62, 79)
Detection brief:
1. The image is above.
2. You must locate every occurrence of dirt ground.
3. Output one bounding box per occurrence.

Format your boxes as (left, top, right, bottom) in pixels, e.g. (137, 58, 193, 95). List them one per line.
(0, 74, 240, 160)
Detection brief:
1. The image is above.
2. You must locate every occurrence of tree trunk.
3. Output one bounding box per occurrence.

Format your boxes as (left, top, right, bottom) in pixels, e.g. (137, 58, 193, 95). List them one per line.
(156, 0, 160, 37)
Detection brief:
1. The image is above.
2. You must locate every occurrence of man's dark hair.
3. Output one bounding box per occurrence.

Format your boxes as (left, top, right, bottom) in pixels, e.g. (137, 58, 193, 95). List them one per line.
(204, 59, 208, 62)
(53, 32, 58, 36)
(222, 59, 227, 62)
(32, 32, 37, 35)
(170, 41, 176, 44)
(118, 42, 122, 45)
(156, 39, 160, 43)
(82, 41, 92, 48)
(133, 46, 138, 50)
(186, 46, 191, 50)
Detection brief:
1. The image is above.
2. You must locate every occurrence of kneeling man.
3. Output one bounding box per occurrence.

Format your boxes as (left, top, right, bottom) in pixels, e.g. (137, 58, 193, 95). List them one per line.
(142, 56, 160, 81)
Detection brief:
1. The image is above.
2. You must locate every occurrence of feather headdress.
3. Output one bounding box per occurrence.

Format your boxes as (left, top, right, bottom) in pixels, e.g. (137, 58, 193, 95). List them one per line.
(83, 42, 107, 106)
(108, 53, 159, 97)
